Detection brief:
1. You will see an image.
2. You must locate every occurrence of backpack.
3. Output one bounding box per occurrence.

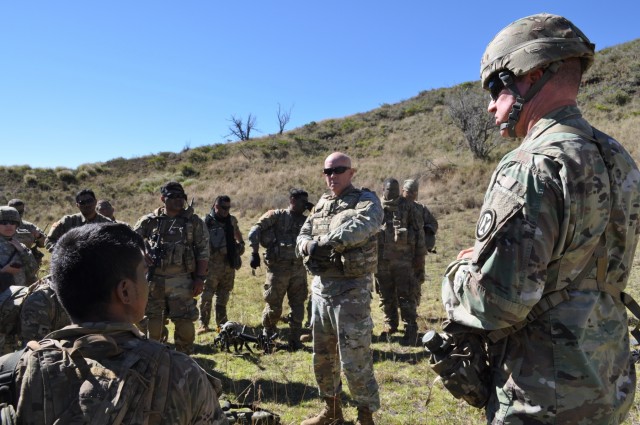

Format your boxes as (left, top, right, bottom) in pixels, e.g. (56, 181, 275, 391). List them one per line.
(1, 334, 172, 425)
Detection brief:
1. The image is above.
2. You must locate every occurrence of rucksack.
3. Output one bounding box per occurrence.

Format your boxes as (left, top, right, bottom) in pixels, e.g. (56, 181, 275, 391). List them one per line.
(0, 334, 172, 425)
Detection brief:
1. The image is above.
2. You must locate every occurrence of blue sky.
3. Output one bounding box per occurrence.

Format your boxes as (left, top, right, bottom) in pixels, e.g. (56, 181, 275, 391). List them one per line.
(1, 1, 638, 169)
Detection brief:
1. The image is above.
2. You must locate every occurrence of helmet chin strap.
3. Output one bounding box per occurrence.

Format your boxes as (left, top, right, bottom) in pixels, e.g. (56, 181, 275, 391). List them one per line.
(498, 61, 562, 137)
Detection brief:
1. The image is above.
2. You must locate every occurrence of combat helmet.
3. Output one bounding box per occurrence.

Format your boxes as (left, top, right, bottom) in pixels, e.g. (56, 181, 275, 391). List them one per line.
(0, 206, 22, 224)
(480, 13, 595, 137)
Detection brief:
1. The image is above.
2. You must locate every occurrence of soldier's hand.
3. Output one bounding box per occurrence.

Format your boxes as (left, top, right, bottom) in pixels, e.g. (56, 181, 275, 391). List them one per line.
(250, 252, 261, 269)
(457, 247, 474, 260)
(303, 240, 318, 256)
(192, 277, 204, 297)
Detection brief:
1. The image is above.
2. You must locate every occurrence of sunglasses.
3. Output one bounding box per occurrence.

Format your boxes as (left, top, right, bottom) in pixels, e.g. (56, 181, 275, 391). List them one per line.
(487, 71, 515, 102)
(323, 166, 350, 176)
(0, 220, 19, 226)
(216, 204, 231, 211)
(77, 198, 96, 206)
(166, 193, 186, 200)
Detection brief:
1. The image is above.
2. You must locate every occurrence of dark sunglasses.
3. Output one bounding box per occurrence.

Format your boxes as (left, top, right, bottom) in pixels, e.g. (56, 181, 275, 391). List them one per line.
(77, 198, 96, 206)
(488, 71, 515, 102)
(166, 193, 186, 200)
(0, 220, 19, 225)
(323, 166, 350, 176)
(216, 204, 231, 211)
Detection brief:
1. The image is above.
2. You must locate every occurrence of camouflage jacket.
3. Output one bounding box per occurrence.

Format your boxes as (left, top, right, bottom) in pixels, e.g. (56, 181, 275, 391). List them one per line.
(411, 201, 438, 252)
(134, 207, 209, 277)
(45, 212, 112, 252)
(297, 185, 383, 294)
(443, 106, 639, 423)
(204, 213, 243, 261)
(14, 322, 229, 425)
(378, 197, 426, 262)
(14, 220, 46, 249)
(20, 276, 70, 344)
(248, 208, 306, 267)
(0, 236, 38, 287)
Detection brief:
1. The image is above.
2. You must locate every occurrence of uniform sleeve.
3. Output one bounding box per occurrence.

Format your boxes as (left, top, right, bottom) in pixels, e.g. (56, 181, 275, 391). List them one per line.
(324, 191, 383, 251)
(17, 244, 38, 285)
(45, 217, 67, 252)
(448, 163, 562, 330)
(192, 216, 210, 261)
(248, 210, 277, 249)
(132, 216, 150, 238)
(165, 354, 229, 425)
(231, 217, 243, 244)
(296, 214, 314, 256)
(422, 205, 438, 235)
(410, 203, 427, 257)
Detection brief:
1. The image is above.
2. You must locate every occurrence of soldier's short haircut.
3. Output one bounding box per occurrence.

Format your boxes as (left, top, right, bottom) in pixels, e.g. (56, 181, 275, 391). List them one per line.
(214, 195, 231, 205)
(289, 189, 308, 200)
(75, 189, 96, 202)
(8, 199, 24, 207)
(51, 223, 145, 321)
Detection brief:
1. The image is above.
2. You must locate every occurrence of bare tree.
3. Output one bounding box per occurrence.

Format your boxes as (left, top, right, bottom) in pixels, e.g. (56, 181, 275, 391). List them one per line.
(276, 103, 293, 135)
(446, 86, 499, 160)
(226, 114, 257, 141)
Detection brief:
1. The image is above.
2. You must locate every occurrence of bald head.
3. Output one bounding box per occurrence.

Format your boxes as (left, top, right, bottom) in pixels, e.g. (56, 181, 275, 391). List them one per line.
(323, 151, 356, 196)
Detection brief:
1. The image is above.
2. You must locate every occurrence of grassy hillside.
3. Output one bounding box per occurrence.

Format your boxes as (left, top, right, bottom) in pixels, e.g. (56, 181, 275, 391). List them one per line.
(2, 39, 640, 424)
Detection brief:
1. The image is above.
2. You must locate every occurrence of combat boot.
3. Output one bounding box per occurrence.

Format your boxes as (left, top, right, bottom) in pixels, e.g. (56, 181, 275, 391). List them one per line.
(355, 407, 374, 425)
(401, 324, 418, 347)
(288, 328, 304, 351)
(300, 397, 344, 425)
(378, 323, 397, 341)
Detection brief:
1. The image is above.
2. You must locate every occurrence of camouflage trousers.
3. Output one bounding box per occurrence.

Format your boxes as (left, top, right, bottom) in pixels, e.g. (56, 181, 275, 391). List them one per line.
(311, 278, 380, 412)
(375, 259, 418, 329)
(200, 259, 235, 327)
(147, 274, 198, 353)
(262, 262, 307, 331)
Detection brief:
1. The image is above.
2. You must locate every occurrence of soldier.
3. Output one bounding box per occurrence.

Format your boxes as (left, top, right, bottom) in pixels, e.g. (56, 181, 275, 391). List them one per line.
(5, 223, 228, 424)
(401, 179, 438, 305)
(45, 188, 112, 252)
(198, 195, 244, 333)
(19, 275, 71, 344)
(7, 199, 46, 264)
(248, 188, 311, 349)
(96, 199, 116, 221)
(375, 178, 426, 345)
(0, 206, 38, 287)
(134, 181, 209, 354)
(443, 14, 639, 423)
(297, 152, 382, 425)
(0, 272, 28, 355)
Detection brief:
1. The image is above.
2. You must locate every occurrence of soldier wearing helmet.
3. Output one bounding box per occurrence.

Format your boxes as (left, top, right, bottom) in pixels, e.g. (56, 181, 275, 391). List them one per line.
(442, 14, 639, 423)
(0, 206, 38, 288)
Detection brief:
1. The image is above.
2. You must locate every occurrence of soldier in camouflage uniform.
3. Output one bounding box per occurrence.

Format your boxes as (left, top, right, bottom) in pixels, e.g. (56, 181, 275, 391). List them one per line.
(19, 275, 70, 344)
(45, 189, 112, 252)
(443, 14, 639, 424)
(375, 178, 426, 345)
(134, 182, 210, 354)
(0, 206, 38, 287)
(297, 152, 382, 425)
(198, 195, 244, 333)
(96, 199, 116, 221)
(8, 199, 46, 264)
(0, 272, 28, 355)
(248, 189, 311, 349)
(9, 223, 228, 424)
(401, 180, 438, 305)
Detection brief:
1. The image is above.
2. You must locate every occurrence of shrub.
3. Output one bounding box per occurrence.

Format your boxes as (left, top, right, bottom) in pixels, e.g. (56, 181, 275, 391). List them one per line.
(23, 173, 38, 186)
(56, 169, 77, 184)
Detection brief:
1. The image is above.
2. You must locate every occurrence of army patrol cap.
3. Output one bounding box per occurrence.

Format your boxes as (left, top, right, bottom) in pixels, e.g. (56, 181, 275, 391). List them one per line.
(161, 181, 187, 199)
(403, 179, 419, 193)
(0, 206, 22, 224)
(481, 13, 595, 88)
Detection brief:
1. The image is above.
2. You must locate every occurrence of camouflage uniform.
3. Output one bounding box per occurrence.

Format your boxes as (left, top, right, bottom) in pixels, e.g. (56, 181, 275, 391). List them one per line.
(0, 284, 28, 355)
(443, 106, 640, 423)
(248, 208, 307, 341)
(375, 196, 426, 340)
(296, 185, 382, 412)
(45, 212, 112, 252)
(201, 212, 243, 328)
(0, 236, 38, 287)
(134, 206, 209, 353)
(14, 220, 46, 250)
(20, 276, 70, 344)
(13, 322, 228, 424)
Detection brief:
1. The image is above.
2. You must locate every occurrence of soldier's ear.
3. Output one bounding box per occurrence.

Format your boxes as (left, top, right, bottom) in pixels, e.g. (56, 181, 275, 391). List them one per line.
(115, 279, 133, 305)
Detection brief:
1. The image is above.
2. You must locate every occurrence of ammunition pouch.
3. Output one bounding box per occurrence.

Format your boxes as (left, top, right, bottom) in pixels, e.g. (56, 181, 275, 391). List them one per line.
(339, 240, 378, 277)
(426, 324, 490, 409)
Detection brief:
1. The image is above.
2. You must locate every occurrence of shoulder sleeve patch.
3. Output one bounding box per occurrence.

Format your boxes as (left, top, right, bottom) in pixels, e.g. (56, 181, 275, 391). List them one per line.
(476, 209, 496, 241)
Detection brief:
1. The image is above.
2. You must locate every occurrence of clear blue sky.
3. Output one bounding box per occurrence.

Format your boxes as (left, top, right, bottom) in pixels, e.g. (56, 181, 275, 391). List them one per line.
(1, 1, 638, 169)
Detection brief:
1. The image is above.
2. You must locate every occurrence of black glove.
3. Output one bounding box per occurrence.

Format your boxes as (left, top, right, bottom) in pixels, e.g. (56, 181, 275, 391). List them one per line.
(304, 240, 318, 256)
(250, 252, 261, 269)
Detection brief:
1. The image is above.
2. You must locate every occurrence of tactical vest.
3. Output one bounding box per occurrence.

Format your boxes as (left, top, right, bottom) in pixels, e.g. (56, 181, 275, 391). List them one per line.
(206, 215, 232, 254)
(145, 211, 196, 275)
(263, 210, 305, 264)
(308, 188, 377, 278)
(379, 198, 416, 261)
